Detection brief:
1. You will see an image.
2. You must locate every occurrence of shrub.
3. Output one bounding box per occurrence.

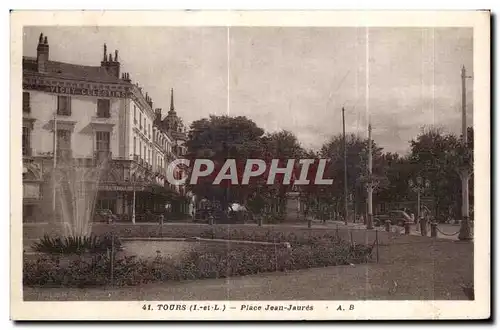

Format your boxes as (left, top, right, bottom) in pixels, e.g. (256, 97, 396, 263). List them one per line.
(24, 238, 373, 287)
(31, 233, 122, 255)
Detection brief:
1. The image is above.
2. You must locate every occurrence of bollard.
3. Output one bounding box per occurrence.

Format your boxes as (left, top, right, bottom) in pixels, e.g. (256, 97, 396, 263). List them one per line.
(258, 217, 263, 227)
(431, 222, 438, 238)
(308, 219, 312, 228)
(385, 220, 391, 232)
(404, 221, 411, 235)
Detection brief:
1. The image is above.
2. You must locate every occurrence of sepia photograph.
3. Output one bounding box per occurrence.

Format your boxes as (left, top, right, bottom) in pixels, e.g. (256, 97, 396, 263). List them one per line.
(10, 10, 490, 320)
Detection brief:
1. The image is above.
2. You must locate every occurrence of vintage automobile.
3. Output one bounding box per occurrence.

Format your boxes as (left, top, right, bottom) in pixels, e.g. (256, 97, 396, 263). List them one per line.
(373, 210, 412, 227)
(94, 209, 118, 223)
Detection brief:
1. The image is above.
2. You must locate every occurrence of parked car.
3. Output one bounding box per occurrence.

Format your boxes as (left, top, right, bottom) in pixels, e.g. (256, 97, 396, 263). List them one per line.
(94, 209, 117, 223)
(373, 210, 412, 227)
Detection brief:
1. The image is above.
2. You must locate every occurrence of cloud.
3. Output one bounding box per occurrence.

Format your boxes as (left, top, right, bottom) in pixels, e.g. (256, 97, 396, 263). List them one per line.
(24, 26, 473, 155)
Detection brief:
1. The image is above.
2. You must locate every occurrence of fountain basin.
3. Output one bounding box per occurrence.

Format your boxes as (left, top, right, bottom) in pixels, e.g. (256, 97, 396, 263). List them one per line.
(24, 236, 292, 264)
(120, 237, 292, 260)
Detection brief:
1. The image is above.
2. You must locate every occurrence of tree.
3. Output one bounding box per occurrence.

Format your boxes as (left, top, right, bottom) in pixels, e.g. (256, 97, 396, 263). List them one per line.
(319, 133, 386, 219)
(259, 130, 305, 216)
(408, 126, 474, 220)
(185, 115, 265, 216)
(185, 117, 307, 221)
(374, 153, 412, 207)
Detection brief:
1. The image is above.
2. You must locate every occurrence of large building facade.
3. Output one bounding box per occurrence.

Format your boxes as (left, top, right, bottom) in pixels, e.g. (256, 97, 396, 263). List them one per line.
(22, 33, 190, 223)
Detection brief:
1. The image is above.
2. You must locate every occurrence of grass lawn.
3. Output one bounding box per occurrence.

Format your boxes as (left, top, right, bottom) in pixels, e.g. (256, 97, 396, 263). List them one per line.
(23, 235, 473, 301)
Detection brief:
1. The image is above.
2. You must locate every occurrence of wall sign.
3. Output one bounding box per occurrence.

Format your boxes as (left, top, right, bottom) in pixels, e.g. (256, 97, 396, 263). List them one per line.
(23, 77, 130, 98)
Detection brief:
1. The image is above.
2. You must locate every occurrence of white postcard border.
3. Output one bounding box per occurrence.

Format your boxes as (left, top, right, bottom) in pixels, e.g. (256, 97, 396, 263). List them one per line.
(10, 10, 490, 320)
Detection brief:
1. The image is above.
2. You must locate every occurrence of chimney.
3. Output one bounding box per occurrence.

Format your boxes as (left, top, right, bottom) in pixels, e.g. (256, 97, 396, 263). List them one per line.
(36, 33, 49, 73)
(122, 72, 131, 83)
(100, 44, 120, 78)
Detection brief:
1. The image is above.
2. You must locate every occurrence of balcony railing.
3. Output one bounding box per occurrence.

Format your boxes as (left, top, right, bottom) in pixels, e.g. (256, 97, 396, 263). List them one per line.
(73, 157, 95, 167)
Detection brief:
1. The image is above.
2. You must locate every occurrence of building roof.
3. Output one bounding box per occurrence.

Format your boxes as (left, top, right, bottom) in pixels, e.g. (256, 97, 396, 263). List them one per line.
(23, 57, 123, 84)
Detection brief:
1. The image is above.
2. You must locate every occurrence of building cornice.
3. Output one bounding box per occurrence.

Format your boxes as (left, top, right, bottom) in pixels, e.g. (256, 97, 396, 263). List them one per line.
(23, 71, 131, 98)
(130, 86, 156, 119)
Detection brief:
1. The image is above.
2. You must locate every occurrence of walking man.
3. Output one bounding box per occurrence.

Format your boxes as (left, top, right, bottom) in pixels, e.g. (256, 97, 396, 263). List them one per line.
(420, 206, 431, 236)
(158, 213, 165, 237)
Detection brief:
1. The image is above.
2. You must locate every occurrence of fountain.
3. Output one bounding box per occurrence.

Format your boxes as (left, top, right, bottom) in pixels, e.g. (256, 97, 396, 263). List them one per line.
(50, 157, 107, 237)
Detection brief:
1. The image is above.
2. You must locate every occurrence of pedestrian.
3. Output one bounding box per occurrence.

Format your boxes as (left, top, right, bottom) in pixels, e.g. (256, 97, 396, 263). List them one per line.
(158, 213, 165, 237)
(420, 207, 429, 236)
(415, 211, 421, 231)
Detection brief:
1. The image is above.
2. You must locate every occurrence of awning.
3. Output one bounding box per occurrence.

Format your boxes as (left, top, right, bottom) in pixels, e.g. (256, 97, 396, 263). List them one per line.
(98, 184, 151, 192)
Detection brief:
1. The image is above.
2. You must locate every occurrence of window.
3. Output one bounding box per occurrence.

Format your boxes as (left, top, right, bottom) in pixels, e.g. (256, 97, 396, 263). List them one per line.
(139, 140, 142, 158)
(134, 105, 137, 123)
(96, 131, 110, 152)
(22, 126, 31, 156)
(148, 124, 151, 139)
(56, 129, 72, 159)
(143, 146, 146, 161)
(23, 205, 34, 220)
(139, 112, 142, 129)
(133, 137, 136, 155)
(23, 92, 30, 113)
(97, 99, 110, 118)
(57, 95, 71, 116)
(143, 118, 146, 134)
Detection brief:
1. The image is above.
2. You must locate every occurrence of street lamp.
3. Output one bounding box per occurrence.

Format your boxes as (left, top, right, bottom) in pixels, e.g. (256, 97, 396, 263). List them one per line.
(457, 149, 473, 241)
(458, 65, 473, 241)
(408, 176, 430, 224)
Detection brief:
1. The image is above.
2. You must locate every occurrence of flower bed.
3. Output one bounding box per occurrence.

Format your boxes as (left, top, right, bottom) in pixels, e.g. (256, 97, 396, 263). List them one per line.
(23, 237, 373, 288)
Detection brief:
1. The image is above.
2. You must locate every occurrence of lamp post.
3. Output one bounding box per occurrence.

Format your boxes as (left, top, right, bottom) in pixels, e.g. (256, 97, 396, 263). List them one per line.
(366, 124, 374, 229)
(342, 107, 348, 225)
(130, 160, 137, 225)
(52, 110, 58, 214)
(132, 180, 136, 224)
(409, 176, 430, 232)
(458, 65, 473, 241)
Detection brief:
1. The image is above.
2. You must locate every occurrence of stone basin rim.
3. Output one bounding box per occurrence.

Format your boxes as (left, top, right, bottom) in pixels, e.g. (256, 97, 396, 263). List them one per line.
(122, 237, 292, 247)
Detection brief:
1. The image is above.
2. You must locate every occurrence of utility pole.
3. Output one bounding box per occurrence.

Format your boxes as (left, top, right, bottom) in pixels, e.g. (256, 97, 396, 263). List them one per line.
(342, 107, 348, 225)
(52, 109, 58, 214)
(458, 65, 472, 241)
(366, 123, 374, 229)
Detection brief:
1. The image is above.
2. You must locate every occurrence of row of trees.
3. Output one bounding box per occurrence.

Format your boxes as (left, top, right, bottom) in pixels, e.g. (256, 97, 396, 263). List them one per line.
(184, 115, 473, 222)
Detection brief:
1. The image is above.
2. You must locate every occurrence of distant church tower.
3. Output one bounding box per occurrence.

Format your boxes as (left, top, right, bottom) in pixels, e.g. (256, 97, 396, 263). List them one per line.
(162, 88, 187, 142)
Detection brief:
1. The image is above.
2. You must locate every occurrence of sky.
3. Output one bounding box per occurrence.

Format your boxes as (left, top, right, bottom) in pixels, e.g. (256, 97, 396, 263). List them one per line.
(23, 26, 473, 155)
